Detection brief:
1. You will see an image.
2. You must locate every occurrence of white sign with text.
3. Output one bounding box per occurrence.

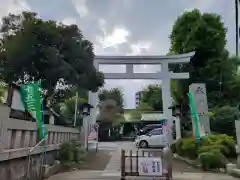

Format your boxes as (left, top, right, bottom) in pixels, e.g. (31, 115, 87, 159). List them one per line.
(235, 120, 240, 146)
(138, 157, 163, 176)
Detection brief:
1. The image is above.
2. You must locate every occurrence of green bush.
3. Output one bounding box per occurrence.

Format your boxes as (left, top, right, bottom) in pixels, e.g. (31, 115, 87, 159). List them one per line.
(198, 150, 227, 170)
(175, 139, 184, 156)
(181, 138, 198, 159)
(197, 144, 229, 156)
(170, 143, 177, 153)
(221, 139, 237, 158)
(58, 140, 86, 167)
(58, 141, 74, 166)
(210, 106, 238, 137)
(173, 134, 236, 165)
(207, 134, 236, 158)
(73, 146, 87, 163)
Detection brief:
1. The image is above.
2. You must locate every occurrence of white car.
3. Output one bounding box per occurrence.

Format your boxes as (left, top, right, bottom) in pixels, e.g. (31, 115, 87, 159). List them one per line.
(135, 128, 168, 148)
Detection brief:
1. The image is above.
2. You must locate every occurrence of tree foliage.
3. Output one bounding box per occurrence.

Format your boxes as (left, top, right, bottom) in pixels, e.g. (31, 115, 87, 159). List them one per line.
(98, 88, 124, 113)
(129, 110, 142, 121)
(140, 85, 162, 111)
(210, 106, 238, 137)
(97, 88, 125, 123)
(137, 102, 153, 111)
(0, 82, 7, 103)
(169, 9, 240, 136)
(169, 9, 240, 108)
(98, 99, 125, 124)
(0, 12, 104, 104)
(53, 95, 87, 126)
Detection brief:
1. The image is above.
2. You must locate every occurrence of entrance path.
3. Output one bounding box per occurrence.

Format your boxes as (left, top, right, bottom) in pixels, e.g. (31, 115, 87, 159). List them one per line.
(47, 142, 238, 180)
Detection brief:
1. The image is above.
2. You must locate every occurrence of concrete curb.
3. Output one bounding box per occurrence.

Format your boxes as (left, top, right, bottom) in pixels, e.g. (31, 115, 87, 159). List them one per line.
(43, 161, 61, 179)
(226, 163, 240, 178)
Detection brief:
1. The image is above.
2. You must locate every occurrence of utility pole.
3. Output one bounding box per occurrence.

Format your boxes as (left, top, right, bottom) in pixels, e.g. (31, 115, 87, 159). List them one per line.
(73, 91, 78, 127)
(236, 0, 239, 56)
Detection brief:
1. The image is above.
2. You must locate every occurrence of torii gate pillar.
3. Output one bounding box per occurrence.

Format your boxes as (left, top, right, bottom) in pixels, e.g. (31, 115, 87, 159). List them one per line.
(88, 52, 195, 143)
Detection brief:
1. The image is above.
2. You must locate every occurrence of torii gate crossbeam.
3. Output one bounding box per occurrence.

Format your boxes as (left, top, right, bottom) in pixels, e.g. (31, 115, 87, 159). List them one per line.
(88, 51, 195, 143)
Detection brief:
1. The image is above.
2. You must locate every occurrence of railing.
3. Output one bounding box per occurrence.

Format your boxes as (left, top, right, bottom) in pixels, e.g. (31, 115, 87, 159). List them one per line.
(2, 118, 79, 150)
(0, 106, 81, 180)
(26, 136, 47, 180)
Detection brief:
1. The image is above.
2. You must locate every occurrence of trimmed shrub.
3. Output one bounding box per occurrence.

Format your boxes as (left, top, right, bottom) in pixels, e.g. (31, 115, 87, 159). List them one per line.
(210, 106, 237, 137)
(221, 139, 237, 158)
(207, 134, 236, 158)
(197, 144, 229, 157)
(175, 139, 184, 156)
(170, 143, 177, 153)
(58, 140, 86, 167)
(172, 134, 236, 170)
(73, 146, 87, 163)
(58, 141, 75, 166)
(198, 150, 227, 170)
(181, 138, 198, 159)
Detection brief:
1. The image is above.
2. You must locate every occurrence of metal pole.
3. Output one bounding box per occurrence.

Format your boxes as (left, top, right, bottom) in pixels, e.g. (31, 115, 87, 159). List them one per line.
(83, 115, 88, 150)
(236, 0, 239, 56)
(73, 92, 78, 127)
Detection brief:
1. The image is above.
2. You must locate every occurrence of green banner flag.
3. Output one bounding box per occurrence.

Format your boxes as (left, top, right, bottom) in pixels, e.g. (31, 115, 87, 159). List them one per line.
(20, 83, 47, 140)
(187, 92, 200, 139)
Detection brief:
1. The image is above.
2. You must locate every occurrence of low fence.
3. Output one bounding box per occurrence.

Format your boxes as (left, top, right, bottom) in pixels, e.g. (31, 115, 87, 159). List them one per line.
(121, 149, 172, 180)
(0, 105, 80, 161)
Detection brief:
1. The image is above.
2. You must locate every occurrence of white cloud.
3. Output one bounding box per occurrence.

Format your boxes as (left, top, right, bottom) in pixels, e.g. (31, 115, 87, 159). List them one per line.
(94, 19, 131, 54)
(100, 28, 130, 48)
(184, 0, 215, 12)
(122, 0, 132, 10)
(71, 0, 88, 18)
(129, 41, 152, 55)
(62, 17, 77, 25)
(94, 19, 162, 108)
(0, 0, 31, 19)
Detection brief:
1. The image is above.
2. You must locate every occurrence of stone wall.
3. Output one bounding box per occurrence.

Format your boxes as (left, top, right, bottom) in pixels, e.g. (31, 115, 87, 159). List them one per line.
(0, 105, 80, 180)
(0, 151, 57, 180)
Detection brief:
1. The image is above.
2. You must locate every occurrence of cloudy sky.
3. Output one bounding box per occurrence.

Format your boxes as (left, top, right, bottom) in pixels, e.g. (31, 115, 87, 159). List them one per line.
(2, 0, 237, 108)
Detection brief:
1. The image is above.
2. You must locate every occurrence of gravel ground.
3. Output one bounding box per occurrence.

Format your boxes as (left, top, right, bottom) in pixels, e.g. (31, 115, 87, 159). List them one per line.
(173, 158, 203, 173)
(79, 150, 111, 170)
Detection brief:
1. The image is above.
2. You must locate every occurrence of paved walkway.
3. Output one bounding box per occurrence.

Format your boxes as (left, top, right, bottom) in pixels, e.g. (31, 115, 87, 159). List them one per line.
(47, 142, 238, 180)
(47, 170, 237, 180)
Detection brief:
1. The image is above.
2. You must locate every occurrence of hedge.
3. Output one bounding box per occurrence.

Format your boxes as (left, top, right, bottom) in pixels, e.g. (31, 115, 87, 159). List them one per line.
(57, 140, 87, 167)
(171, 134, 236, 170)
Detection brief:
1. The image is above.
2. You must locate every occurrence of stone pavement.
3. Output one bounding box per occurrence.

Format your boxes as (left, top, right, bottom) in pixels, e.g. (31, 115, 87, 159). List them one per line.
(47, 170, 238, 180)
(46, 142, 238, 180)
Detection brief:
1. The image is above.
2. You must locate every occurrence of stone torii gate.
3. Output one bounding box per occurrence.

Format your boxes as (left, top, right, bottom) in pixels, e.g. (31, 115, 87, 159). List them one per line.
(88, 52, 195, 142)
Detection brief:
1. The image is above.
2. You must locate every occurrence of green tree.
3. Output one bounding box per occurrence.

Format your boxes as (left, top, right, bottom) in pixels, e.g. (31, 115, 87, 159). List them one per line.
(53, 96, 87, 126)
(140, 85, 162, 111)
(138, 102, 153, 111)
(0, 12, 104, 104)
(98, 99, 119, 122)
(169, 9, 239, 108)
(129, 110, 142, 121)
(210, 106, 238, 137)
(171, 80, 182, 104)
(98, 88, 124, 113)
(62, 97, 87, 126)
(0, 82, 7, 103)
(97, 88, 124, 124)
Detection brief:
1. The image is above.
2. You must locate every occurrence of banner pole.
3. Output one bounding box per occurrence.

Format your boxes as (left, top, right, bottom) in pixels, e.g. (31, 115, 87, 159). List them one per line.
(42, 102, 47, 155)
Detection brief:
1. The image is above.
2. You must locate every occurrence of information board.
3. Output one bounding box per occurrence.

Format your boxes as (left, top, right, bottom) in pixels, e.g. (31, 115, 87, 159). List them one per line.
(138, 157, 163, 176)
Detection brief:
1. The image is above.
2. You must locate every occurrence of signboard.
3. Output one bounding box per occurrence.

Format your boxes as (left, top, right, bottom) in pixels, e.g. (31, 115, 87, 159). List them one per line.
(138, 157, 163, 176)
(235, 120, 240, 146)
(88, 124, 99, 144)
(189, 83, 210, 136)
